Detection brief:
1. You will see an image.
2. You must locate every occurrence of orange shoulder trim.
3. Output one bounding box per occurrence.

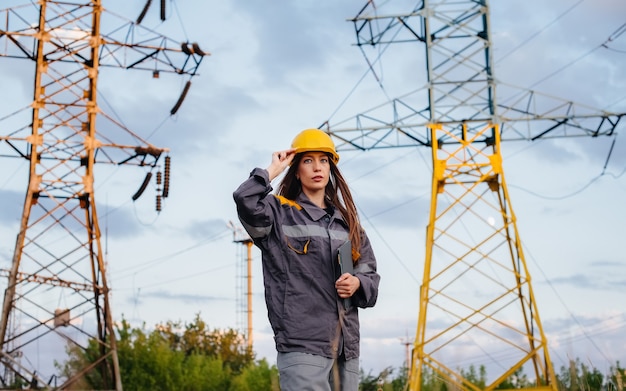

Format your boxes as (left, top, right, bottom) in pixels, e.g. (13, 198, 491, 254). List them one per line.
(274, 195, 302, 210)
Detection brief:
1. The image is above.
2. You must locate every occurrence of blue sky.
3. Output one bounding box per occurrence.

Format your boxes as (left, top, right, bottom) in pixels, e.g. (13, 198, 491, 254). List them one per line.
(1, 0, 625, 379)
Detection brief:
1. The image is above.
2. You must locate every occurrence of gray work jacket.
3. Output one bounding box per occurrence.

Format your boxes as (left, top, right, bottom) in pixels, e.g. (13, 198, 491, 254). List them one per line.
(233, 168, 380, 360)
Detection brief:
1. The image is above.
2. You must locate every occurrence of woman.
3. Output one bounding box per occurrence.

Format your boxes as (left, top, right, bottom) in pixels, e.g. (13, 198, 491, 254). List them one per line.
(233, 128, 380, 391)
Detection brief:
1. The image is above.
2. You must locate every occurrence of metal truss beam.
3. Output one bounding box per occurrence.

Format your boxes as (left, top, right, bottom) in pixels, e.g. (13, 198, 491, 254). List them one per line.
(325, 1, 622, 154)
(409, 123, 557, 390)
(321, 1, 622, 389)
(0, 1, 206, 389)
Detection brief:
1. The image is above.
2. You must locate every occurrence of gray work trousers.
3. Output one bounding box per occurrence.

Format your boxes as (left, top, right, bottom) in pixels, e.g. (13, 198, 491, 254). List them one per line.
(277, 351, 360, 391)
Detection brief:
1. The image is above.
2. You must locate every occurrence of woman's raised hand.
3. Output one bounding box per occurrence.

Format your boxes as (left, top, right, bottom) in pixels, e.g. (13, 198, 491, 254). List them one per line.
(267, 148, 296, 180)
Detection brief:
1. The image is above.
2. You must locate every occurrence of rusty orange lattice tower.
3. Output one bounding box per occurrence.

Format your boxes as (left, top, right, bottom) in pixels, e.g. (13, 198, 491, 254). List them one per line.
(0, 1, 206, 388)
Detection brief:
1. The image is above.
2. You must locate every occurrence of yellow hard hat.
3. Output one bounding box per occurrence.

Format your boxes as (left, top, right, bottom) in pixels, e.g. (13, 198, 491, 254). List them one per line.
(291, 128, 339, 163)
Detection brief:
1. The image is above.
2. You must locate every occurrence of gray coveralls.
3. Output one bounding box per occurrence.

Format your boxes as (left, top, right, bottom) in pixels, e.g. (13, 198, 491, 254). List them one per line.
(233, 168, 380, 390)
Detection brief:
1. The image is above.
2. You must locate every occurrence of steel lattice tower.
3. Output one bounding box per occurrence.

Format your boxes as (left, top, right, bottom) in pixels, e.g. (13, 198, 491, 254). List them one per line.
(0, 1, 206, 388)
(324, 1, 623, 390)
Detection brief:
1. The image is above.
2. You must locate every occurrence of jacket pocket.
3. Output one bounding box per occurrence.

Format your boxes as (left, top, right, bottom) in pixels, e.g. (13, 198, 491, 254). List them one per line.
(285, 236, 310, 255)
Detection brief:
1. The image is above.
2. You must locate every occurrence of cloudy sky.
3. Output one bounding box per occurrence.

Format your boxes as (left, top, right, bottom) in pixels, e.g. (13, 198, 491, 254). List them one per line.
(1, 0, 625, 380)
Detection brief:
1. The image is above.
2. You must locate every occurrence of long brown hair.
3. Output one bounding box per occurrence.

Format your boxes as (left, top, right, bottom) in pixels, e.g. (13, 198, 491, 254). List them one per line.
(277, 153, 362, 262)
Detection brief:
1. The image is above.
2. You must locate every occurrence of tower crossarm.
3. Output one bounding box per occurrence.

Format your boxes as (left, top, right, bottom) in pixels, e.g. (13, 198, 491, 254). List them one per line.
(0, 123, 169, 167)
(0, 3, 208, 76)
(323, 101, 623, 152)
(496, 84, 624, 141)
(334, 1, 624, 152)
(0, 269, 96, 292)
(349, 4, 427, 47)
(0, 1, 207, 167)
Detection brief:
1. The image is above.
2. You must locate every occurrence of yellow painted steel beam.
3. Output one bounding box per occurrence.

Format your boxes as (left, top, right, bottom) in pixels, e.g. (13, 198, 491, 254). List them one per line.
(409, 123, 557, 391)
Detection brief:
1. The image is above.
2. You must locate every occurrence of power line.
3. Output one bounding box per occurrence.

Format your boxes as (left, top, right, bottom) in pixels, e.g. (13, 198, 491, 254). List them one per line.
(507, 160, 624, 201)
(325, 5, 405, 124)
(522, 244, 616, 365)
(605, 22, 626, 44)
(508, 173, 603, 201)
(529, 46, 599, 90)
(111, 228, 230, 278)
(507, 134, 622, 201)
(358, 205, 421, 285)
(497, 0, 585, 63)
(126, 263, 234, 290)
(172, 0, 190, 42)
(530, 21, 626, 89)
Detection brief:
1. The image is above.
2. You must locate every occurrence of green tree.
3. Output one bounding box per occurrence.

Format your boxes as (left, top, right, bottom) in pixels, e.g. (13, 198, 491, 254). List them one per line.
(58, 315, 260, 390)
(230, 358, 279, 391)
(420, 365, 447, 391)
(390, 365, 409, 391)
(155, 313, 255, 374)
(496, 366, 530, 389)
(607, 361, 625, 391)
(359, 368, 381, 391)
(581, 363, 604, 391)
(555, 358, 620, 391)
(460, 364, 487, 389)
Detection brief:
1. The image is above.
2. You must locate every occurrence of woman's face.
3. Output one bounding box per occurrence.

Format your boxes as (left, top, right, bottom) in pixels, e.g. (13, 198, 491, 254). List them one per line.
(297, 151, 331, 194)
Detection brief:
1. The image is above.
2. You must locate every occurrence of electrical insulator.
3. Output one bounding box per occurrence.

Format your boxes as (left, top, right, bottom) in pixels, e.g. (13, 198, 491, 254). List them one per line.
(132, 172, 152, 201)
(163, 155, 170, 198)
(156, 171, 162, 185)
(156, 194, 162, 212)
(170, 80, 191, 115)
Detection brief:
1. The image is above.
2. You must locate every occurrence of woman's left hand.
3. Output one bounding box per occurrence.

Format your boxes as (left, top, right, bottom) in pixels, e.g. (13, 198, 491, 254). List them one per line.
(335, 274, 360, 298)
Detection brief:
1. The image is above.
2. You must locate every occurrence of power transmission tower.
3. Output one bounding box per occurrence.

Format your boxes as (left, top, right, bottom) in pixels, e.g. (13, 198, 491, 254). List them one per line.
(228, 222, 254, 351)
(324, 1, 623, 391)
(0, 1, 206, 389)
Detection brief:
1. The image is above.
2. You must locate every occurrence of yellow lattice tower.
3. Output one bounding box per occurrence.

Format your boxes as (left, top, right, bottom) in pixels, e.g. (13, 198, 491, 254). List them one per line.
(410, 122, 556, 390)
(326, 1, 623, 390)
